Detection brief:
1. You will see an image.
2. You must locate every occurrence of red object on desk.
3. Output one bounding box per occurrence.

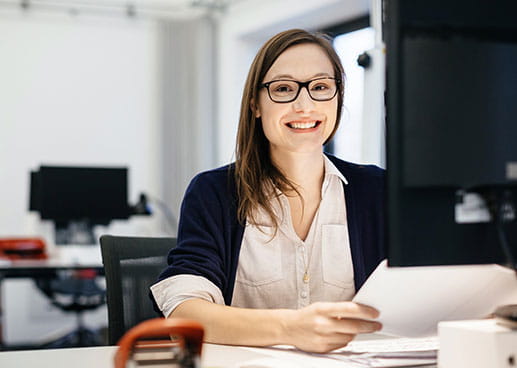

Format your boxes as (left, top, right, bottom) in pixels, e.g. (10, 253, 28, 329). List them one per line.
(114, 318, 204, 368)
(0, 237, 48, 260)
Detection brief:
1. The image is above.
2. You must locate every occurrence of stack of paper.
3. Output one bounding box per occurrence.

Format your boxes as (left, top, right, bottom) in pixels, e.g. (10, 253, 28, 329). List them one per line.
(353, 259, 517, 337)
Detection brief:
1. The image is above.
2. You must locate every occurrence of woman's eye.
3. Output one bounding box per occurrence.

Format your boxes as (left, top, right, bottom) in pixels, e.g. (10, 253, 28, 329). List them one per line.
(312, 83, 330, 91)
(274, 85, 293, 93)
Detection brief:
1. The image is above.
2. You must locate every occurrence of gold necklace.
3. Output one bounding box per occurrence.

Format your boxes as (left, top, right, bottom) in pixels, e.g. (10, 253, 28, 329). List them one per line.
(298, 208, 321, 285)
(302, 243, 314, 284)
(286, 193, 321, 284)
(303, 270, 310, 283)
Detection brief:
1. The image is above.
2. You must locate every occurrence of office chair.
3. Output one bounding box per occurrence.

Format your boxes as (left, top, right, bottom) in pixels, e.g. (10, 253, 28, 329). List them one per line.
(35, 268, 106, 348)
(7, 237, 106, 348)
(99, 235, 176, 345)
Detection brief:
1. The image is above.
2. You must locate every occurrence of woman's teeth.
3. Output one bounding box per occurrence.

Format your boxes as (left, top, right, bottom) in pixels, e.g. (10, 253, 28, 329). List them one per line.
(288, 121, 318, 129)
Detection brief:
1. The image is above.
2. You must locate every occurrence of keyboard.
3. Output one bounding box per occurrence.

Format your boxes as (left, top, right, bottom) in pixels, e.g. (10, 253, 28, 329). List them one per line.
(340, 336, 439, 353)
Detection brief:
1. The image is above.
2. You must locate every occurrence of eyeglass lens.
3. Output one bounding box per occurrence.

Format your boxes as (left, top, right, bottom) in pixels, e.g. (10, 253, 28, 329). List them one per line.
(266, 78, 337, 103)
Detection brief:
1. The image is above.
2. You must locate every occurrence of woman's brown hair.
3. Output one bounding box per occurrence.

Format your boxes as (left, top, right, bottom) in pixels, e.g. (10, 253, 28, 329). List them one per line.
(234, 29, 345, 229)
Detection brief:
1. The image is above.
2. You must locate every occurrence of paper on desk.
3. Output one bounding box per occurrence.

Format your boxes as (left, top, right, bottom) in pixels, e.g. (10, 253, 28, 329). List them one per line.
(236, 346, 350, 368)
(353, 259, 517, 337)
(325, 353, 436, 368)
(238, 345, 436, 368)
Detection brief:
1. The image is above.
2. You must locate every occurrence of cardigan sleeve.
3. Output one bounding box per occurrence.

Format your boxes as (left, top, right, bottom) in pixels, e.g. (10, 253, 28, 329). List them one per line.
(156, 170, 233, 297)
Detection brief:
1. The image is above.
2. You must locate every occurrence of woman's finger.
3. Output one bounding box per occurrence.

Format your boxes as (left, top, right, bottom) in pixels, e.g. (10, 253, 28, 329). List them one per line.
(314, 301, 380, 320)
(334, 318, 382, 334)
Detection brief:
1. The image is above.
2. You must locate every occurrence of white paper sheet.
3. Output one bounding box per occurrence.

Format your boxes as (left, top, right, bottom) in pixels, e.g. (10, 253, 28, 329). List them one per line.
(352, 259, 517, 337)
(237, 345, 436, 368)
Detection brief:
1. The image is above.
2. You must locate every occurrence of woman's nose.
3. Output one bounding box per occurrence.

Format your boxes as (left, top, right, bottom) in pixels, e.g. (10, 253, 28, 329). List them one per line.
(292, 87, 315, 113)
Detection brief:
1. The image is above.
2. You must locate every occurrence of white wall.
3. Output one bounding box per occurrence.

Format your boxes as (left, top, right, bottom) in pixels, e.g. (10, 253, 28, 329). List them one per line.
(215, 0, 370, 165)
(0, 10, 163, 344)
(0, 12, 164, 246)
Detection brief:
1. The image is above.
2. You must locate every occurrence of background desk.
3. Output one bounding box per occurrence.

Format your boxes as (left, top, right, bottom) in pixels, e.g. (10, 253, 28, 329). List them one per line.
(0, 259, 104, 277)
(0, 244, 104, 276)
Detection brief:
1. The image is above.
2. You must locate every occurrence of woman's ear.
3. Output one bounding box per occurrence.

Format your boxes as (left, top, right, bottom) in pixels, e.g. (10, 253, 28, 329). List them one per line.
(251, 99, 261, 118)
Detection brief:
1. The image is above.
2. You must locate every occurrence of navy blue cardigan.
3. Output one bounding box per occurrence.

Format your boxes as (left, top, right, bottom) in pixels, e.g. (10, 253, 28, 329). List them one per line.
(155, 154, 385, 306)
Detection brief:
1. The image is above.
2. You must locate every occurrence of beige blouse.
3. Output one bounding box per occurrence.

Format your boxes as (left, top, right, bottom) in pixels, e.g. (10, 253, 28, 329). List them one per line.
(151, 156, 354, 317)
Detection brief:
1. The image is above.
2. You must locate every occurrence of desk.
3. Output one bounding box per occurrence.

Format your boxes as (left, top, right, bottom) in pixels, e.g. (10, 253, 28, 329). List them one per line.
(0, 343, 437, 368)
(0, 344, 271, 368)
(0, 245, 105, 277)
(0, 259, 104, 277)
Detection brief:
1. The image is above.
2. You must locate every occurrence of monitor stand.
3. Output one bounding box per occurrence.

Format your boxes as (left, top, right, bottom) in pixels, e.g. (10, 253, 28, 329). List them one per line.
(55, 220, 96, 245)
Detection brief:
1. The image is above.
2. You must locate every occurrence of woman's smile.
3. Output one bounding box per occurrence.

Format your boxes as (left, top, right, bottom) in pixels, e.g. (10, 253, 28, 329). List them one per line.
(285, 119, 322, 131)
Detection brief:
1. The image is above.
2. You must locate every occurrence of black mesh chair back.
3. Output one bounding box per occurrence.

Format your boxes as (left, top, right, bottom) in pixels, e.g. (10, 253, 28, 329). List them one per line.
(99, 235, 175, 345)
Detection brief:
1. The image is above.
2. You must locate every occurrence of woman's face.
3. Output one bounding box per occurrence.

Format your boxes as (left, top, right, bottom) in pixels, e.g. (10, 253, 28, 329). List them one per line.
(256, 43, 338, 157)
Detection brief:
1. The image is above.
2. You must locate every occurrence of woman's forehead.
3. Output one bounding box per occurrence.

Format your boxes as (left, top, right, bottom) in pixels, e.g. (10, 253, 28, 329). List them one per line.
(264, 43, 334, 81)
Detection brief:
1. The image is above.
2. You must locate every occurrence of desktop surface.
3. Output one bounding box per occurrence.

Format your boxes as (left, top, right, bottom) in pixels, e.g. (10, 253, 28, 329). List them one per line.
(0, 339, 438, 368)
(0, 344, 273, 368)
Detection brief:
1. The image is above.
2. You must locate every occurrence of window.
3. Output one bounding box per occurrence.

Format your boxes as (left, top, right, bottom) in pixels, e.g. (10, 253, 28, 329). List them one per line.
(332, 27, 375, 163)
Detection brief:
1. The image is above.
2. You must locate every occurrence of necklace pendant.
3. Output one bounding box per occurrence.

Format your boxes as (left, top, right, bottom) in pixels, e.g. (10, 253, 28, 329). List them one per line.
(303, 272, 310, 283)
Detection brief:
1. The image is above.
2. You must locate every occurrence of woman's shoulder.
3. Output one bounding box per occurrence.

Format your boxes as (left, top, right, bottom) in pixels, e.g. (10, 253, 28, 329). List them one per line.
(187, 163, 236, 193)
(325, 153, 385, 180)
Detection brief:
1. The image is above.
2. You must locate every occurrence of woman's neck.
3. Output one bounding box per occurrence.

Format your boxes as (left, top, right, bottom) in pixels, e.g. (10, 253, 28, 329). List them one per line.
(270, 149, 325, 194)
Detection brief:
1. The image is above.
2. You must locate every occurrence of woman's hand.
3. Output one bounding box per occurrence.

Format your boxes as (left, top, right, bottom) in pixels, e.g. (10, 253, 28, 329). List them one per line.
(282, 301, 382, 353)
(172, 299, 380, 353)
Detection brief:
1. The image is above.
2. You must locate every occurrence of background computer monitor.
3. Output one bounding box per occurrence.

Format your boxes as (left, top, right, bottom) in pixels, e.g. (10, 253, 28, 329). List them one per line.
(385, 0, 517, 267)
(30, 166, 130, 244)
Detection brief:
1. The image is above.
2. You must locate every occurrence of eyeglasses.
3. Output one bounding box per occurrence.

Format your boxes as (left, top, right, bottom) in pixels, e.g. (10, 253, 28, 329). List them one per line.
(260, 77, 340, 103)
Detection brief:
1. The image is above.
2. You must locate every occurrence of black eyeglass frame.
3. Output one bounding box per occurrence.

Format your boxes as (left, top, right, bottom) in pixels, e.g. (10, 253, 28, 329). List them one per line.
(260, 77, 341, 103)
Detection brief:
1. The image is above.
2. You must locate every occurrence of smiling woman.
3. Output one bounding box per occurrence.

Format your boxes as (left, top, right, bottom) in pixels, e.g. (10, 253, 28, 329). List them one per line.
(256, 44, 339, 161)
(150, 29, 386, 353)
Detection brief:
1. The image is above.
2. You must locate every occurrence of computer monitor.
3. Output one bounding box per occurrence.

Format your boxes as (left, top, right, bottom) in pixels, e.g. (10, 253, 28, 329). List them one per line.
(385, 0, 517, 268)
(30, 166, 130, 244)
